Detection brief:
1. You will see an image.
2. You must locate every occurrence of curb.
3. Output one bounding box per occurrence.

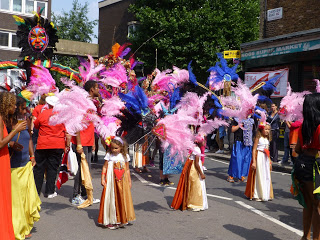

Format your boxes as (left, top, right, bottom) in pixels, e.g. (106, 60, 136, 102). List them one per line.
(206, 152, 292, 174)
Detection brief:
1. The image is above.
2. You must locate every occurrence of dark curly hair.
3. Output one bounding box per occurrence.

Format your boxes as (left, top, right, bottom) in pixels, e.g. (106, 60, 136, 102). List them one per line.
(301, 93, 320, 145)
(0, 92, 16, 128)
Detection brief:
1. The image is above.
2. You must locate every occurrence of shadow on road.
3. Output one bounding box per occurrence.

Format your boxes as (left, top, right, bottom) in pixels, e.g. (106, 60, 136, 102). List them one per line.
(223, 224, 282, 240)
(134, 200, 170, 213)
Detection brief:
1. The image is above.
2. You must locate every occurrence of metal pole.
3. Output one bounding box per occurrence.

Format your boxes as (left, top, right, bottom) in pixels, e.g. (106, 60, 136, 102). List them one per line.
(155, 48, 158, 69)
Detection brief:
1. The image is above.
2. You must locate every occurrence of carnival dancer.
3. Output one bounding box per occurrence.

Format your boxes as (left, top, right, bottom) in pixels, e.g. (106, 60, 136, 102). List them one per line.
(171, 137, 208, 211)
(292, 93, 320, 240)
(0, 92, 27, 240)
(71, 80, 100, 206)
(98, 137, 135, 229)
(227, 116, 254, 183)
(9, 96, 41, 240)
(245, 122, 273, 201)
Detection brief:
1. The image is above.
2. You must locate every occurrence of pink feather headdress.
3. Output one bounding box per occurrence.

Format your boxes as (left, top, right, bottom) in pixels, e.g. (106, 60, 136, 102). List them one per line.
(151, 68, 174, 91)
(170, 66, 189, 86)
(279, 83, 310, 121)
(79, 55, 105, 83)
(100, 63, 128, 88)
(27, 66, 57, 96)
(221, 80, 258, 122)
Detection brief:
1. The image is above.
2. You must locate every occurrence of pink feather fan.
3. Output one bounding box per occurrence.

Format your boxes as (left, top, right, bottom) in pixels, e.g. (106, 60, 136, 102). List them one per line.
(100, 95, 125, 117)
(49, 79, 97, 136)
(279, 83, 310, 121)
(255, 109, 267, 125)
(156, 110, 197, 159)
(79, 55, 105, 83)
(28, 66, 57, 96)
(151, 68, 173, 91)
(221, 80, 258, 122)
(100, 63, 128, 88)
(170, 66, 189, 86)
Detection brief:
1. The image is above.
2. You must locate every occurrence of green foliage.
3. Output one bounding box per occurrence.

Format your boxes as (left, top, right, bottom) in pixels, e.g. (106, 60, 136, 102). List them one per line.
(51, 0, 97, 88)
(129, 0, 260, 82)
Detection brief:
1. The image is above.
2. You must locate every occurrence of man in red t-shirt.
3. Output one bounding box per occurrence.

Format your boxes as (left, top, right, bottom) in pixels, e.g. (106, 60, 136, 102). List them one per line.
(71, 80, 100, 205)
(33, 96, 69, 198)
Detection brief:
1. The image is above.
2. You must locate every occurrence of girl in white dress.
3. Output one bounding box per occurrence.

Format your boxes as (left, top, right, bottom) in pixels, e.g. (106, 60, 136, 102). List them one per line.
(245, 124, 274, 201)
(98, 137, 135, 229)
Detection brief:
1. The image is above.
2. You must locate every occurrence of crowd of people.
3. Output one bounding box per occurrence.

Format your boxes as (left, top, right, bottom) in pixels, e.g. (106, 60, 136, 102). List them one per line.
(1, 87, 319, 239)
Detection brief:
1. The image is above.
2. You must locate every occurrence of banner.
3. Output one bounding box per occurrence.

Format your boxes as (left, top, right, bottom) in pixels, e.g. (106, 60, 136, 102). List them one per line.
(244, 68, 289, 98)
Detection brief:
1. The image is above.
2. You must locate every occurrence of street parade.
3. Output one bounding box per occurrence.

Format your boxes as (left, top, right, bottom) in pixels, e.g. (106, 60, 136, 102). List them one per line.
(0, 0, 319, 239)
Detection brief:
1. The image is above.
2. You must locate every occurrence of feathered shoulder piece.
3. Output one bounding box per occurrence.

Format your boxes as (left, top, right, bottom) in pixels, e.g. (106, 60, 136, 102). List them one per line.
(79, 55, 105, 83)
(49, 78, 97, 135)
(279, 83, 310, 121)
(14, 9, 58, 61)
(314, 79, 320, 93)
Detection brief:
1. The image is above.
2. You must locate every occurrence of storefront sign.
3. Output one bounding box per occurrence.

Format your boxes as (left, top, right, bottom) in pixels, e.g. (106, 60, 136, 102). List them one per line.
(241, 39, 320, 60)
(267, 7, 283, 21)
(245, 68, 289, 98)
(223, 50, 240, 59)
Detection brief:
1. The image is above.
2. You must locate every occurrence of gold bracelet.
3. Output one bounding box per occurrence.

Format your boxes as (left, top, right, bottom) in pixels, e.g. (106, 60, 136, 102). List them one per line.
(76, 144, 83, 150)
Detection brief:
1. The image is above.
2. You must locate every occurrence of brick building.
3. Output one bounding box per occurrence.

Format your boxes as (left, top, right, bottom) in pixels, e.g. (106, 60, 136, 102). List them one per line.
(0, 0, 51, 86)
(241, 0, 320, 93)
(98, 0, 135, 57)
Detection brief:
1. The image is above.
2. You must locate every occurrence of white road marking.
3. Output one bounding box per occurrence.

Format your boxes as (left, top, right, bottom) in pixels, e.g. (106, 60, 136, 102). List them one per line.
(132, 172, 148, 184)
(132, 163, 301, 235)
(235, 200, 303, 236)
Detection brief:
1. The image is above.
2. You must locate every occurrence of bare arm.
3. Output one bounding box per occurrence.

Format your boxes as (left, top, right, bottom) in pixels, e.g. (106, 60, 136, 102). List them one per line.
(251, 137, 259, 170)
(101, 160, 108, 186)
(0, 116, 27, 149)
(75, 132, 83, 154)
(232, 124, 242, 133)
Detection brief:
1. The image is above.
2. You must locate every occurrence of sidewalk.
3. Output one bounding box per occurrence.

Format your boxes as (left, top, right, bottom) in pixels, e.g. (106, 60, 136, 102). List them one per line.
(206, 149, 292, 174)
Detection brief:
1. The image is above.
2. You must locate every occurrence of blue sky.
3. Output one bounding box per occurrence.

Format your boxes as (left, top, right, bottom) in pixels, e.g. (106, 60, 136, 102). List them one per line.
(51, 0, 99, 43)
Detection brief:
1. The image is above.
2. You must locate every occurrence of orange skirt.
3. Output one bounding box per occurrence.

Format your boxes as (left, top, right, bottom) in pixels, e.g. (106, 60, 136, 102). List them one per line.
(171, 159, 193, 210)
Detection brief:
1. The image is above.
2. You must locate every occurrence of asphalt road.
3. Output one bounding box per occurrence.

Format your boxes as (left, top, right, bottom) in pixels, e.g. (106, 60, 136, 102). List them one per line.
(29, 150, 303, 240)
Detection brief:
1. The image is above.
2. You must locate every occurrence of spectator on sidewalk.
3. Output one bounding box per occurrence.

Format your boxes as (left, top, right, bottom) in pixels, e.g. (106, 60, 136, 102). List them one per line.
(33, 96, 68, 198)
(215, 126, 226, 154)
(267, 103, 280, 162)
(289, 119, 302, 164)
(281, 121, 292, 165)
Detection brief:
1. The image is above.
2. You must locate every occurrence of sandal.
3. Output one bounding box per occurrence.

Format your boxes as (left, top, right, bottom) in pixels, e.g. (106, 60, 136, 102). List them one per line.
(227, 176, 234, 183)
(25, 234, 32, 239)
(134, 168, 142, 173)
(240, 176, 247, 183)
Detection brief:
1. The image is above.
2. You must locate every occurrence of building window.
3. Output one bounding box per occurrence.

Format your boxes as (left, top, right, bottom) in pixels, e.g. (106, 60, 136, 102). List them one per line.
(0, 32, 9, 47)
(0, 0, 10, 10)
(0, 0, 48, 17)
(127, 21, 139, 38)
(13, 0, 22, 12)
(25, 0, 34, 13)
(0, 31, 20, 49)
(12, 34, 19, 48)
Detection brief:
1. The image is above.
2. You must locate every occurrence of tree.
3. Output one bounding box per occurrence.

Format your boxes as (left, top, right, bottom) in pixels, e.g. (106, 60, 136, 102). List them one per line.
(51, 0, 97, 87)
(129, 0, 260, 82)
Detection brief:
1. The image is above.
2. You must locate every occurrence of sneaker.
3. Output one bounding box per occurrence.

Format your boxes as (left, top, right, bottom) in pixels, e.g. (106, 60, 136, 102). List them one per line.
(215, 149, 225, 154)
(227, 176, 234, 183)
(47, 192, 58, 199)
(159, 180, 165, 186)
(71, 195, 85, 205)
(149, 163, 155, 167)
(202, 166, 207, 171)
(93, 198, 100, 204)
(289, 162, 293, 166)
(204, 148, 209, 153)
(164, 178, 174, 186)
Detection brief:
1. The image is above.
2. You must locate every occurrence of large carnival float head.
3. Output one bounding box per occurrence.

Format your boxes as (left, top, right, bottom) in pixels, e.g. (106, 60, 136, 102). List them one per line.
(13, 9, 58, 62)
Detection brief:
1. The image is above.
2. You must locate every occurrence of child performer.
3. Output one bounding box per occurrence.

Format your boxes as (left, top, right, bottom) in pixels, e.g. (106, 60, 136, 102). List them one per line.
(98, 137, 135, 229)
(245, 123, 274, 201)
(171, 137, 208, 211)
